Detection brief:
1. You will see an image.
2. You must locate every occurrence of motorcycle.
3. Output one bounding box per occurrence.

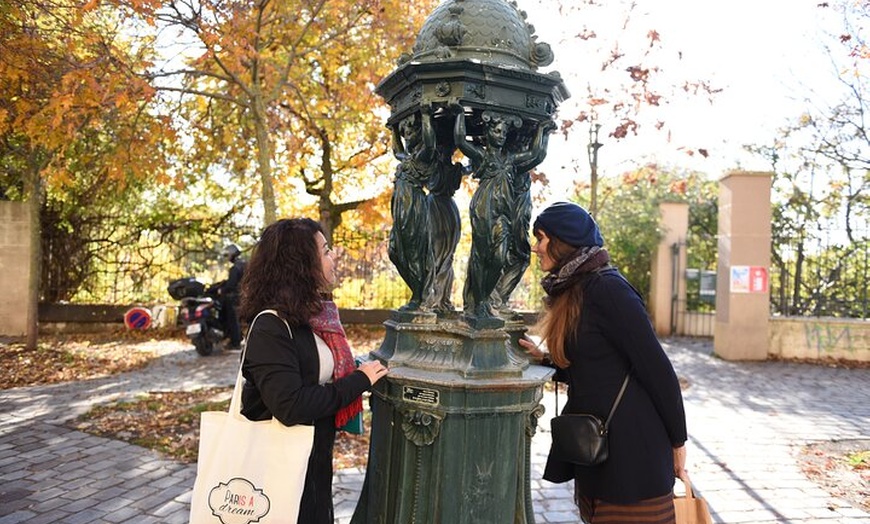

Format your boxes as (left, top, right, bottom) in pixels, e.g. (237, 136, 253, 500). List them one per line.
(168, 277, 227, 356)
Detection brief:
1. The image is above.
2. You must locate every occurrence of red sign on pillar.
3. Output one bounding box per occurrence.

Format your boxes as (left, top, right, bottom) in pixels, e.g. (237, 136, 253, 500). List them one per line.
(749, 266, 768, 293)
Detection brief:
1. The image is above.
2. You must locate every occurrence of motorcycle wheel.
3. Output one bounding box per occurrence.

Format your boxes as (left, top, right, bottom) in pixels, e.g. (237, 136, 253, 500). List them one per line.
(193, 336, 215, 356)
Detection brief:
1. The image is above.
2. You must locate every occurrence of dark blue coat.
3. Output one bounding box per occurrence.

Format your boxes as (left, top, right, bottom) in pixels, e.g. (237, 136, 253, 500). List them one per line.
(544, 268, 687, 504)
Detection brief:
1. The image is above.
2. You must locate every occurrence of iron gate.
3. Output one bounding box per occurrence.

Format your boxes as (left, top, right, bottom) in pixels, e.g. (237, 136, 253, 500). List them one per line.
(670, 241, 715, 337)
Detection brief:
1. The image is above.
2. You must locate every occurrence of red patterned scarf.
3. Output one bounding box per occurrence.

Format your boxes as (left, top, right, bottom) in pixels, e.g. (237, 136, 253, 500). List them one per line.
(309, 300, 361, 428)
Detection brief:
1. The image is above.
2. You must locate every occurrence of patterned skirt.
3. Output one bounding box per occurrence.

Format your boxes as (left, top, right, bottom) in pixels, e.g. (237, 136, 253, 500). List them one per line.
(576, 487, 675, 524)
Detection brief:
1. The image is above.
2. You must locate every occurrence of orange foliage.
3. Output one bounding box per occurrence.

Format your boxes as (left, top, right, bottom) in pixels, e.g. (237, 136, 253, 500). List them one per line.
(1, 1, 170, 189)
(125, 0, 438, 229)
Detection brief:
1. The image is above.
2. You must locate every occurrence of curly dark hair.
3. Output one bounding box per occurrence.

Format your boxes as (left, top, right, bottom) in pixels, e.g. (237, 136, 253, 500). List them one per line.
(238, 218, 325, 326)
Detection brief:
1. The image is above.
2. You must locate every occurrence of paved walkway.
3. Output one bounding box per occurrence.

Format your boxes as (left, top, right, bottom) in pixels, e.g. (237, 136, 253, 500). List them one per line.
(1, 337, 868, 523)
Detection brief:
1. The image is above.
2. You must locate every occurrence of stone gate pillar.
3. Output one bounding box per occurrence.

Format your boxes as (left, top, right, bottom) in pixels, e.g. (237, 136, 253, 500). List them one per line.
(649, 201, 689, 336)
(0, 201, 32, 336)
(714, 171, 772, 360)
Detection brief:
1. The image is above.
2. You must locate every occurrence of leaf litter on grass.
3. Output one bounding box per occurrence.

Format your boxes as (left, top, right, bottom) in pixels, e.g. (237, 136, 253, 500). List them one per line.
(50, 326, 384, 468)
(798, 439, 870, 513)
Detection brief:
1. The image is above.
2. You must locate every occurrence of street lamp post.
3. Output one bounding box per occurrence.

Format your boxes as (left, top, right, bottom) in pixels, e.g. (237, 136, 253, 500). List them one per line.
(588, 122, 603, 216)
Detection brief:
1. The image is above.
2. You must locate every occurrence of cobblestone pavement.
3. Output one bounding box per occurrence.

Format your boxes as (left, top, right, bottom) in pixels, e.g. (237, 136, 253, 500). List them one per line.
(1, 337, 868, 523)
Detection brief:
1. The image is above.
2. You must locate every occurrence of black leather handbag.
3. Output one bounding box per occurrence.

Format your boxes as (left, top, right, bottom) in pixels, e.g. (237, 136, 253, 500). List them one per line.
(550, 374, 630, 466)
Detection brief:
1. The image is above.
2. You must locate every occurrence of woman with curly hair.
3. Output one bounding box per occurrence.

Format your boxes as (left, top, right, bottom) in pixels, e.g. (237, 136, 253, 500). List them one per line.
(238, 217, 389, 523)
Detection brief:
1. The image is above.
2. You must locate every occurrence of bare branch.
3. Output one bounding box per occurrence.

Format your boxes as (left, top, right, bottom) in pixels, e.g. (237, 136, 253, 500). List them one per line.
(156, 85, 248, 107)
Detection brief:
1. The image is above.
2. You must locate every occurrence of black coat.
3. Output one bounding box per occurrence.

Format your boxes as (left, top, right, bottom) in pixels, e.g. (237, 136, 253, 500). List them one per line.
(544, 268, 687, 504)
(219, 259, 246, 302)
(240, 313, 370, 523)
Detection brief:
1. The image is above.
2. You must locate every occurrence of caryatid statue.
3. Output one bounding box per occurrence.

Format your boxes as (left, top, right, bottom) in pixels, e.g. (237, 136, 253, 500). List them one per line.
(454, 108, 554, 322)
(421, 122, 468, 315)
(388, 111, 435, 311)
(491, 117, 556, 318)
(376, 0, 568, 326)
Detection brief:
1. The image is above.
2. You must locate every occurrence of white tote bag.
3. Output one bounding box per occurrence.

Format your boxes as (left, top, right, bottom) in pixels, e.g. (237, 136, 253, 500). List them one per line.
(189, 310, 314, 524)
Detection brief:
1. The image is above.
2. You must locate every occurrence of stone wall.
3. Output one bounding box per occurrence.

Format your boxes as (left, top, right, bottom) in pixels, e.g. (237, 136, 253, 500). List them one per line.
(769, 317, 870, 362)
(0, 201, 31, 336)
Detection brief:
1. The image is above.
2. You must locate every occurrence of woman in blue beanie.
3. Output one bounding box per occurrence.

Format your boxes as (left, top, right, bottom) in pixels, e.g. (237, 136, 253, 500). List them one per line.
(520, 201, 688, 524)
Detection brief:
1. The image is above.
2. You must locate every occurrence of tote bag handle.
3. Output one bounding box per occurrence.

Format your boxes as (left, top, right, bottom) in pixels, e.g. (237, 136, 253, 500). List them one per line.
(228, 309, 292, 420)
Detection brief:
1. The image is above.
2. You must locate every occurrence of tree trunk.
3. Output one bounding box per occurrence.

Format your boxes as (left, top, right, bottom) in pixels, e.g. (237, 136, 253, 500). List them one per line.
(252, 97, 276, 226)
(24, 157, 41, 350)
(318, 131, 336, 244)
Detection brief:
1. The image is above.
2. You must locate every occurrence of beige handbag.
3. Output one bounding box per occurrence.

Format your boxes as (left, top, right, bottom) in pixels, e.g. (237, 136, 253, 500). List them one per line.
(674, 473, 714, 524)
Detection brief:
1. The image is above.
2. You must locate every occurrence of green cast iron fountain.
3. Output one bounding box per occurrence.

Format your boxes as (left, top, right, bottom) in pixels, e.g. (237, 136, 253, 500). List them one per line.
(352, 1, 569, 522)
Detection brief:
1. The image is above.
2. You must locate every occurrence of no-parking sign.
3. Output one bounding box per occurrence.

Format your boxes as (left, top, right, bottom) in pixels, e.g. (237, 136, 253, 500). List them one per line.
(124, 307, 152, 330)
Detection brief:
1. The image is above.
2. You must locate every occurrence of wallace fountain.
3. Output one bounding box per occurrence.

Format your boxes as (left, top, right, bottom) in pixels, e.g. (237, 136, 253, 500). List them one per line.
(352, 1, 569, 522)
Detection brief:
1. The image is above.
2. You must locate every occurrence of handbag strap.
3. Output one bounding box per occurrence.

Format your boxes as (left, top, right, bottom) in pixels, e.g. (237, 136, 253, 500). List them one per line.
(678, 472, 697, 501)
(602, 373, 631, 430)
(553, 373, 630, 429)
(228, 309, 293, 418)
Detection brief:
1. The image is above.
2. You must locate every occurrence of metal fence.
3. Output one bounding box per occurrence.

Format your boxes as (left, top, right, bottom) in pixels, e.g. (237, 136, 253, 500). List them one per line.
(330, 228, 546, 313)
(43, 219, 869, 325)
(668, 222, 870, 336)
(673, 268, 716, 337)
(770, 228, 869, 319)
(669, 235, 717, 338)
(330, 229, 407, 309)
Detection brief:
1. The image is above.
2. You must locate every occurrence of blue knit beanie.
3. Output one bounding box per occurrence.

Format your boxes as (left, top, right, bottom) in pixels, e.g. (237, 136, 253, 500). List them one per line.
(533, 202, 604, 248)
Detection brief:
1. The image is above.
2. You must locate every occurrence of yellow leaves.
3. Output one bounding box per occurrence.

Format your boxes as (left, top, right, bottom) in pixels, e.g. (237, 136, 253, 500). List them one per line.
(47, 167, 74, 189)
(668, 179, 688, 196)
(353, 193, 391, 225)
(106, 163, 125, 182)
(113, 0, 161, 25)
(200, 30, 219, 49)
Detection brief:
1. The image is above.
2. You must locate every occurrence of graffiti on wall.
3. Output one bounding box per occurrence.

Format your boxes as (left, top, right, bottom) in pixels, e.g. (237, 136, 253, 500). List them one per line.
(803, 322, 868, 357)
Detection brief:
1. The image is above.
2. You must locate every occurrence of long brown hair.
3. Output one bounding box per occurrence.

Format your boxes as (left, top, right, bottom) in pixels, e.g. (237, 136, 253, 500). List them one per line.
(533, 230, 583, 369)
(239, 218, 326, 326)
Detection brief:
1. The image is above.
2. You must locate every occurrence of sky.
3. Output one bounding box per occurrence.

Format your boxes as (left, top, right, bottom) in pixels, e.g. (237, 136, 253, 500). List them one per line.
(517, 0, 848, 190)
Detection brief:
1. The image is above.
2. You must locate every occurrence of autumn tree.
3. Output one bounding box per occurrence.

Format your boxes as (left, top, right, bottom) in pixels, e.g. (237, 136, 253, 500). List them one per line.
(0, 0, 170, 347)
(278, 3, 424, 238)
(749, 1, 869, 317)
(527, 0, 719, 214)
(569, 165, 718, 303)
(751, 87, 868, 317)
(136, 0, 437, 238)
